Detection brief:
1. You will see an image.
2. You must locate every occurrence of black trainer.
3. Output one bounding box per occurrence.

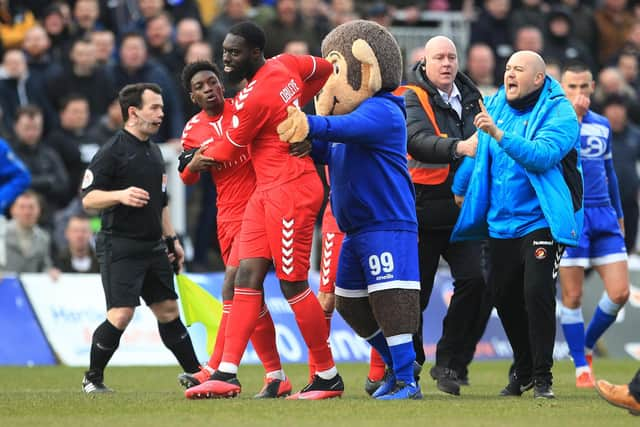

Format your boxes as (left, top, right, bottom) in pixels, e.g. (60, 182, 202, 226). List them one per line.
(289, 374, 344, 400)
(457, 375, 470, 386)
(533, 379, 555, 399)
(500, 371, 533, 397)
(430, 365, 461, 396)
(365, 368, 392, 396)
(82, 375, 113, 394)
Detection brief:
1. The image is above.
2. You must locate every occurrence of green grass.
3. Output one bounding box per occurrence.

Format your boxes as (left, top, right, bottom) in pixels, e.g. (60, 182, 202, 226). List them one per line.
(0, 360, 637, 427)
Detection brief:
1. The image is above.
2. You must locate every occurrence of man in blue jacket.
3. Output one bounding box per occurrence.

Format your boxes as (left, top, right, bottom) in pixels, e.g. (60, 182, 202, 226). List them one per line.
(452, 50, 583, 399)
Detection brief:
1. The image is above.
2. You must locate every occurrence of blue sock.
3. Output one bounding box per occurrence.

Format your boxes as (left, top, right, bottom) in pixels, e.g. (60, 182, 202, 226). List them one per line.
(366, 330, 393, 367)
(560, 305, 587, 368)
(585, 293, 621, 349)
(386, 334, 416, 384)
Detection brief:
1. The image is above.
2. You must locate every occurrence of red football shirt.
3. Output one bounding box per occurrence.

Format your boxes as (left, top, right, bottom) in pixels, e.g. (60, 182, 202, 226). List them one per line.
(205, 54, 332, 189)
(180, 100, 256, 222)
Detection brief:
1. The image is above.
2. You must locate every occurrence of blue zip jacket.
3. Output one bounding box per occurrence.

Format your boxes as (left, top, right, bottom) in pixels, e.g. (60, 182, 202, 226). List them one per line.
(309, 92, 417, 234)
(451, 77, 583, 246)
(0, 138, 31, 213)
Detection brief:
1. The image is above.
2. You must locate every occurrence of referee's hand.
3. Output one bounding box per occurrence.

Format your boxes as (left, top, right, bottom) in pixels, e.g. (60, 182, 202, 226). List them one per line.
(119, 186, 150, 207)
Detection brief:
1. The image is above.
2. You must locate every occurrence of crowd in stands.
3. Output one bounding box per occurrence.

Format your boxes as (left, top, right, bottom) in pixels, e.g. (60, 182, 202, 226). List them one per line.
(2, 0, 640, 274)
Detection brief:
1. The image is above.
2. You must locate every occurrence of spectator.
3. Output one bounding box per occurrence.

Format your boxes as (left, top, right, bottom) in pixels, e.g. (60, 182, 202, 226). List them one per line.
(329, 0, 359, 26)
(10, 105, 69, 217)
(0, 49, 54, 134)
(72, 0, 102, 38)
(470, 0, 513, 85)
(617, 50, 640, 95)
(175, 17, 203, 52)
(90, 30, 116, 66)
(299, 0, 331, 40)
(593, 67, 640, 123)
(510, 0, 547, 33)
(546, 58, 563, 81)
(1, 190, 54, 273)
(22, 25, 59, 81)
(207, 0, 252, 70)
(603, 94, 640, 253)
(123, 0, 166, 35)
(87, 96, 123, 143)
(45, 94, 95, 197)
(41, 3, 74, 63)
(514, 26, 544, 54)
(263, 0, 322, 58)
(543, 7, 596, 73)
(182, 41, 214, 118)
(184, 40, 213, 64)
(465, 43, 497, 96)
(45, 37, 117, 126)
(558, 0, 598, 60)
(594, 0, 635, 66)
(364, 2, 393, 29)
(146, 12, 184, 86)
(107, 32, 184, 141)
(54, 214, 99, 273)
(0, 0, 36, 51)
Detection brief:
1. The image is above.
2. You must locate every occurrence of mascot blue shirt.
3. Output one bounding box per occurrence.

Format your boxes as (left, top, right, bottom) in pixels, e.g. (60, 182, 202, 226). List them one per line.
(309, 92, 418, 235)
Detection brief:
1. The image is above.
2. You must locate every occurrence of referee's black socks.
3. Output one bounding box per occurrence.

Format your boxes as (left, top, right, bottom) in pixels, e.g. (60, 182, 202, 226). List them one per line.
(158, 317, 200, 373)
(88, 319, 124, 380)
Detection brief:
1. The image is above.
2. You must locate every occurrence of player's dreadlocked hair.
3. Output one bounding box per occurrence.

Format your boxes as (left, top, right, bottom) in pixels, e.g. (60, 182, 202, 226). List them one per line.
(228, 21, 266, 51)
(181, 61, 222, 93)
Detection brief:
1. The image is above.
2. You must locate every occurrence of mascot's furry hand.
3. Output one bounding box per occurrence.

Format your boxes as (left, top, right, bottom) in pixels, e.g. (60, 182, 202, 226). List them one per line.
(277, 106, 309, 143)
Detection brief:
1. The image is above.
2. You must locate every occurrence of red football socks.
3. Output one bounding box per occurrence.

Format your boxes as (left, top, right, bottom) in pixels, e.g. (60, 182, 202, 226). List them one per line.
(207, 300, 232, 370)
(288, 288, 334, 372)
(250, 305, 282, 373)
(220, 288, 263, 368)
(368, 347, 386, 381)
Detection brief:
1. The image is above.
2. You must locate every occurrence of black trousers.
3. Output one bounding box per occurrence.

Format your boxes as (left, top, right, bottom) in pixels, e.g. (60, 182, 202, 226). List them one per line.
(488, 228, 562, 383)
(414, 228, 489, 374)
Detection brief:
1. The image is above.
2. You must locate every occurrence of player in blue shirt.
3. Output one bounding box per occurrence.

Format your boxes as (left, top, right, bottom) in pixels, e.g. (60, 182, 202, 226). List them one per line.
(559, 63, 629, 388)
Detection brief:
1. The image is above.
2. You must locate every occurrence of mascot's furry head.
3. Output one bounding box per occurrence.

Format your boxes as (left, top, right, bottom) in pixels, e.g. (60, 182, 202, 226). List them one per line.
(316, 20, 403, 116)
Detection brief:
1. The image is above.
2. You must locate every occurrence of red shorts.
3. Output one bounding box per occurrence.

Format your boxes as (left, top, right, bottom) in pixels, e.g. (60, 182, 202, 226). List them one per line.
(218, 219, 242, 268)
(319, 229, 345, 293)
(239, 172, 323, 281)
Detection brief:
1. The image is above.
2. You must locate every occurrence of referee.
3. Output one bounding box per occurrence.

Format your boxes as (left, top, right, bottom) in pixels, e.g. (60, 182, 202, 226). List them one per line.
(81, 83, 200, 393)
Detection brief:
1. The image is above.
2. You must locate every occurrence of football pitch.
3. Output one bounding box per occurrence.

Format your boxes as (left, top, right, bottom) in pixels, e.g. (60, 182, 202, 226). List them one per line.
(0, 360, 636, 427)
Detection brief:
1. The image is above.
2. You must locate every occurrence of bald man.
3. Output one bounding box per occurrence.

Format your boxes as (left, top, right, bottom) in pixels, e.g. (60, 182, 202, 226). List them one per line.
(452, 51, 583, 399)
(400, 35, 490, 396)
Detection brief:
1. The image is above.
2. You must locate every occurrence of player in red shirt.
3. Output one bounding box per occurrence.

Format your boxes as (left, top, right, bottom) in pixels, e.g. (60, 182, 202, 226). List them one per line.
(174, 61, 294, 398)
(189, 21, 343, 400)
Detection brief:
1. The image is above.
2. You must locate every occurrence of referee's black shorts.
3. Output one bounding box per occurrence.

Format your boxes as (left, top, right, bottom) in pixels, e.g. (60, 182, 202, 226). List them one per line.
(96, 232, 177, 309)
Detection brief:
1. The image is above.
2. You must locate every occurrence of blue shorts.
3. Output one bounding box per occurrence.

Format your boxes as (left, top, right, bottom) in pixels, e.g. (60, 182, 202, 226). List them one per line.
(335, 230, 420, 298)
(560, 205, 627, 268)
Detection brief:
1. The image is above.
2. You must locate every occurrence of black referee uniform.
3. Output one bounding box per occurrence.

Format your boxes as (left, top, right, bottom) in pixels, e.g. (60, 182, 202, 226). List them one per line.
(84, 129, 176, 307)
(81, 128, 200, 392)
